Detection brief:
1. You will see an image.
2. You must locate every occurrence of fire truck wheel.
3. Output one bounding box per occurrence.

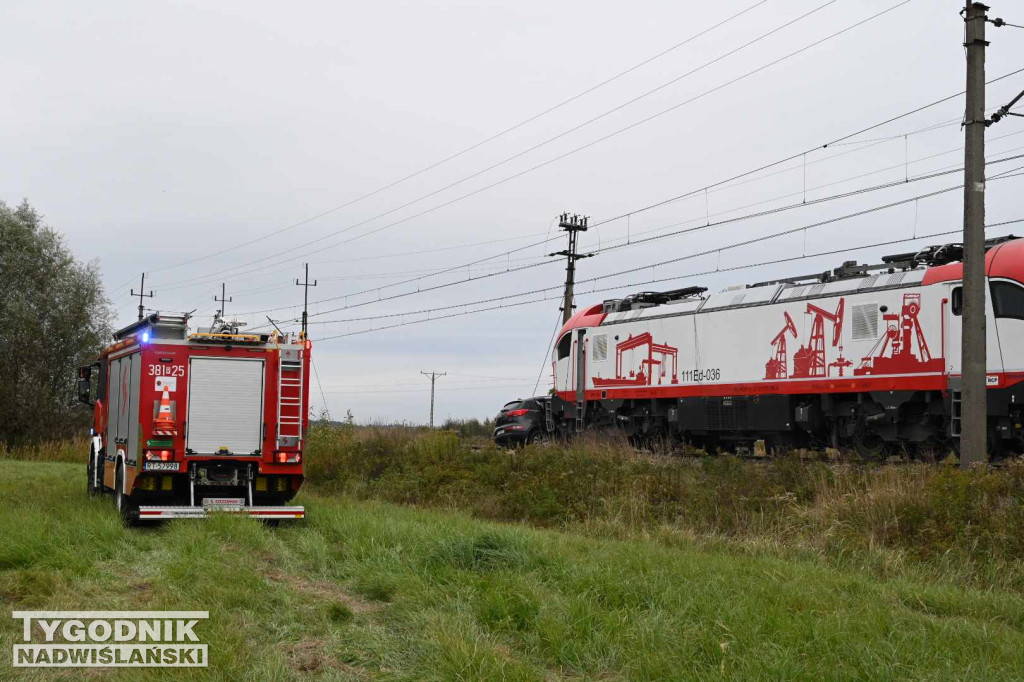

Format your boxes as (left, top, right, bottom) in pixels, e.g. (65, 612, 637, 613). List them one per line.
(87, 450, 99, 496)
(114, 464, 139, 526)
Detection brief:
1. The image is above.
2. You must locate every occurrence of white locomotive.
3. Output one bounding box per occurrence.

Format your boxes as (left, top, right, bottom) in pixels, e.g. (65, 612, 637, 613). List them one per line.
(548, 236, 1024, 458)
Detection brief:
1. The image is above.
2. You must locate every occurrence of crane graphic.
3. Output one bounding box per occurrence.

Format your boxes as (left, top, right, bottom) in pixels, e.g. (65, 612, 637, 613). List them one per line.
(854, 293, 944, 375)
(792, 298, 850, 378)
(592, 333, 679, 387)
(765, 311, 798, 380)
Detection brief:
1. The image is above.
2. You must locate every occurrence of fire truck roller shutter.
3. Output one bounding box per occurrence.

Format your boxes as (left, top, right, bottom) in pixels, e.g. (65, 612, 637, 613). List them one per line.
(186, 357, 265, 456)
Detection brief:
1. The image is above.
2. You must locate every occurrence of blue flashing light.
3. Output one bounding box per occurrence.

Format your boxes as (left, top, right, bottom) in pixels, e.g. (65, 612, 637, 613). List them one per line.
(141, 331, 150, 344)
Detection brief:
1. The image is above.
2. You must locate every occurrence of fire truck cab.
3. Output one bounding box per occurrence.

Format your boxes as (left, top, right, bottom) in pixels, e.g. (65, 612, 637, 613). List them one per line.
(78, 313, 309, 524)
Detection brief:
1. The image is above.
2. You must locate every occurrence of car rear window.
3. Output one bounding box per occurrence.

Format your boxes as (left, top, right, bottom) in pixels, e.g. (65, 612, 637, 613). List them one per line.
(502, 401, 523, 411)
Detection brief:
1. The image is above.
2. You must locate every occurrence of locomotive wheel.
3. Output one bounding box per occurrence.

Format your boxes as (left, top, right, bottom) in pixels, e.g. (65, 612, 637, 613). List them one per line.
(852, 427, 887, 462)
(988, 426, 1006, 461)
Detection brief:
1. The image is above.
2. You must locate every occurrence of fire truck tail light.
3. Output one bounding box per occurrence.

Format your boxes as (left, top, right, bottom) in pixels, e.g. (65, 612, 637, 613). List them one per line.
(275, 452, 301, 464)
(144, 449, 173, 461)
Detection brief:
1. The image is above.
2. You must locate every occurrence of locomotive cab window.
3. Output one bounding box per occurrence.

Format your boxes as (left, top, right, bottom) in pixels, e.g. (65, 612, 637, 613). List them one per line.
(952, 286, 962, 316)
(991, 280, 1024, 320)
(556, 333, 572, 360)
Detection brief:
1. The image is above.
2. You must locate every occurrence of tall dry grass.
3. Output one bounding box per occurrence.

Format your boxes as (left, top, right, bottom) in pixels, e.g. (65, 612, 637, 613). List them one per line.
(0, 436, 86, 463)
(305, 423, 1024, 587)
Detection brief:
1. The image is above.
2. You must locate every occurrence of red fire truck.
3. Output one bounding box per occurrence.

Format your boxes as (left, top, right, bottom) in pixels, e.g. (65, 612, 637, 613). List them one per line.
(77, 313, 309, 524)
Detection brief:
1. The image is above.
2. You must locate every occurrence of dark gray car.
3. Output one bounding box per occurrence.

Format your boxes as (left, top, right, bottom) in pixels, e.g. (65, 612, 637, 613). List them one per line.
(493, 397, 547, 446)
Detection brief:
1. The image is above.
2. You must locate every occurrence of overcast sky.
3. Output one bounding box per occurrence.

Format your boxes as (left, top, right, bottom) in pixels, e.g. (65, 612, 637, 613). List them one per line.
(4, 0, 1024, 423)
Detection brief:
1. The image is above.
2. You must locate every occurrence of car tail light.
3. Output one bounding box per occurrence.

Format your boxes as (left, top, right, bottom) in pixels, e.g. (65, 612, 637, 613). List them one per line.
(505, 409, 529, 417)
(275, 452, 302, 464)
(144, 449, 173, 461)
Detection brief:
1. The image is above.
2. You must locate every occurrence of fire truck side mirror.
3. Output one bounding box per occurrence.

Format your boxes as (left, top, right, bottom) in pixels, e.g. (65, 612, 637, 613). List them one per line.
(77, 366, 92, 406)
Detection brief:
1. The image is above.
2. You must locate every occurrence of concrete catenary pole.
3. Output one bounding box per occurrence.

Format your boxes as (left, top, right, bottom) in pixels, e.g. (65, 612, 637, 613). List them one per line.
(420, 371, 445, 427)
(960, 2, 988, 468)
(130, 272, 153, 321)
(214, 282, 232, 320)
(295, 263, 317, 340)
(550, 213, 592, 325)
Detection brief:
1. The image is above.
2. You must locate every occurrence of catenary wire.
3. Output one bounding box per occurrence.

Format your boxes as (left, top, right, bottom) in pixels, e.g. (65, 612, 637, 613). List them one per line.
(273, 152, 1024, 323)
(306, 165, 1024, 337)
(156, 1, 908, 292)
(313, 215, 1024, 341)
(227, 73, 1024, 317)
(146, 1, 769, 276)
(312, 358, 331, 421)
(534, 309, 564, 395)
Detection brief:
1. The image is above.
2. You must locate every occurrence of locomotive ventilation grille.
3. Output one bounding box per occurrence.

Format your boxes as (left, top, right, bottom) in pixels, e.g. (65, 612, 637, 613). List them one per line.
(851, 302, 880, 341)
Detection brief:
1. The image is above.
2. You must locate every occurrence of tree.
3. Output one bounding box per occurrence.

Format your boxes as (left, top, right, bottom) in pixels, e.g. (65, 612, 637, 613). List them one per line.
(0, 200, 112, 443)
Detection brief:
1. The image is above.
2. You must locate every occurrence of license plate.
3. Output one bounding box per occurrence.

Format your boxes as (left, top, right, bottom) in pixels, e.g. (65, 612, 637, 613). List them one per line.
(144, 461, 179, 471)
(203, 497, 245, 508)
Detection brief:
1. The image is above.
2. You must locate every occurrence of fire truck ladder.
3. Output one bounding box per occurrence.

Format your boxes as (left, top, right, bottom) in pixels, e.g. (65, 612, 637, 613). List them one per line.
(276, 348, 305, 448)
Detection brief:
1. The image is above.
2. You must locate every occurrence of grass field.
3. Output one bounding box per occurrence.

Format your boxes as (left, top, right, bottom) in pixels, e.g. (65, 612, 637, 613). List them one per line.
(3, 460, 1024, 680)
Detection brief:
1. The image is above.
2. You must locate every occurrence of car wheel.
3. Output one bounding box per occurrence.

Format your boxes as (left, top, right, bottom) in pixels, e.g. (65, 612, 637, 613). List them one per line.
(526, 429, 548, 446)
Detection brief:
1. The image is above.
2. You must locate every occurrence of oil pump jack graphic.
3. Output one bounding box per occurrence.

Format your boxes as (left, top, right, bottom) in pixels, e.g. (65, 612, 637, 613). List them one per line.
(764, 312, 797, 379)
(790, 298, 851, 378)
(592, 333, 680, 387)
(854, 293, 944, 375)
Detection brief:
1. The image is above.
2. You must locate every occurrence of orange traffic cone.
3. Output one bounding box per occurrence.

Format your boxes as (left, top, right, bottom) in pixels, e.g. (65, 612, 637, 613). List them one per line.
(154, 387, 176, 435)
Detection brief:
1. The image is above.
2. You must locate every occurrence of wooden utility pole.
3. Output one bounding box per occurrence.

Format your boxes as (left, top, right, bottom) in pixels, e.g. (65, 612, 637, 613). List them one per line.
(550, 213, 592, 325)
(130, 273, 153, 321)
(420, 371, 445, 427)
(960, 2, 988, 468)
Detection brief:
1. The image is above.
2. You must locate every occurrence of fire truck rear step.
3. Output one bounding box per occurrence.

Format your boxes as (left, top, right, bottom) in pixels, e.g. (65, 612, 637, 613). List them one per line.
(137, 506, 305, 520)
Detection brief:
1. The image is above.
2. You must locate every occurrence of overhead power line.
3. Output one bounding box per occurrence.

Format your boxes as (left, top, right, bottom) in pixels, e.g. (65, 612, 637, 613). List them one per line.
(147, 0, 768, 276)
(313, 214, 1024, 341)
(229, 71, 1024, 318)
(267, 151, 1024, 323)
(589, 67, 1024, 229)
(307, 164, 1024, 339)
(156, 0, 909, 293)
(573, 170, 1023, 289)
(320, 383, 535, 396)
(116, 108, 984, 304)
(592, 152, 1024, 257)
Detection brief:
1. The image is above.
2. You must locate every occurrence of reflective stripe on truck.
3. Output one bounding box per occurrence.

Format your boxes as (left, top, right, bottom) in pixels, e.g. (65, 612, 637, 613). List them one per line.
(136, 505, 305, 520)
